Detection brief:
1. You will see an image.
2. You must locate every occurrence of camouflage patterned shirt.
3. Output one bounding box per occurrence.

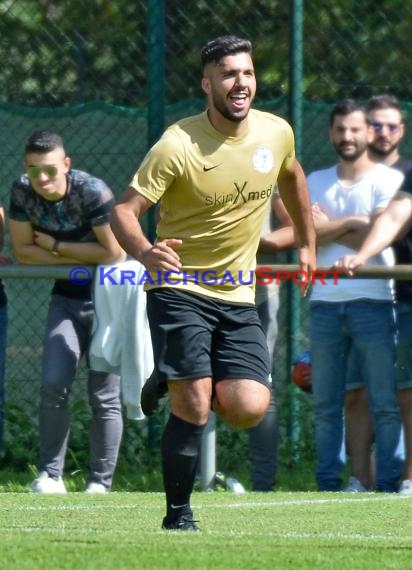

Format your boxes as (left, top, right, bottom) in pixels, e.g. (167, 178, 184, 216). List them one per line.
(9, 169, 115, 299)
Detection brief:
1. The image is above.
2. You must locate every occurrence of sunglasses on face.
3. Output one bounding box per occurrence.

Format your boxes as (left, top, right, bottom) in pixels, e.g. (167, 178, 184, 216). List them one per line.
(26, 165, 58, 178)
(371, 122, 401, 134)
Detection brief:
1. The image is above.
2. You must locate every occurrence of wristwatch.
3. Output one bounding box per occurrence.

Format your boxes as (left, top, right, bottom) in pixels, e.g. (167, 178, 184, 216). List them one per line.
(51, 239, 60, 257)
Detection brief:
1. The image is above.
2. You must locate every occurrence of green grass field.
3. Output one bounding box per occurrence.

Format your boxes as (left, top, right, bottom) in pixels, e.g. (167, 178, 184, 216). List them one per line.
(1, 491, 411, 570)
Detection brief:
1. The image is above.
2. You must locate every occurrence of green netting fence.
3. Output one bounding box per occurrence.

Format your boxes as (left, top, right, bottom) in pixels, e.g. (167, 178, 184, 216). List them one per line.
(1, 0, 411, 481)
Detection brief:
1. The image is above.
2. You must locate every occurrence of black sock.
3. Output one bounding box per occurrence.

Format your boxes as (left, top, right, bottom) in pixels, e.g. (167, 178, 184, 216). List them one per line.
(161, 413, 206, 520)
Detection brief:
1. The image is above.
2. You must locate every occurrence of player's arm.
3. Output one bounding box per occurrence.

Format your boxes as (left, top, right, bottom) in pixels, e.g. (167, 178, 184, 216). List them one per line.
(272, 191, 293, 227)
(258, 226, 297, 252)
(336, 191, 412, 275)
(277, 158, 317, 282)
(111, 188, 182, 271)
(258, 193, 297, 253)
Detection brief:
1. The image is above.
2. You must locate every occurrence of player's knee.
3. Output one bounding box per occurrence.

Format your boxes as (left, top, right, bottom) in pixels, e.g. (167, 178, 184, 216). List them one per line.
(214, 379, 270, 427)
(216, 398, 269, 428)
(169, 378, 213, 424)
(222, 407, 266, 429)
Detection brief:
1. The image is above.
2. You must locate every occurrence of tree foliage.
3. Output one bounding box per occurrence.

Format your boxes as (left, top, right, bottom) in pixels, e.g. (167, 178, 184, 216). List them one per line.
(1, 0, 410, 107)
(304, 0, 412, 101)
(0, 0, 147, 105)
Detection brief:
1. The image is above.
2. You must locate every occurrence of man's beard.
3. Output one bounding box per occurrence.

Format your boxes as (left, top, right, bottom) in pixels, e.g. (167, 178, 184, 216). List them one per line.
(334, 143, 367, 162)
(212, 94, 250, 123)
(369, 141, 397, 158)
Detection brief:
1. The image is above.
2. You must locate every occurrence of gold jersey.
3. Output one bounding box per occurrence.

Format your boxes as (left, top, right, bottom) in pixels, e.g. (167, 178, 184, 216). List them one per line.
(130, 109, 295, 303)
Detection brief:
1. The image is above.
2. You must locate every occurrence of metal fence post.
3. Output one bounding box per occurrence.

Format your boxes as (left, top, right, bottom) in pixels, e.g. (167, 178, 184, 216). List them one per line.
(200, 411, 216, 491)
(288, 0, 305, 460)
(147, 0, 166, 450)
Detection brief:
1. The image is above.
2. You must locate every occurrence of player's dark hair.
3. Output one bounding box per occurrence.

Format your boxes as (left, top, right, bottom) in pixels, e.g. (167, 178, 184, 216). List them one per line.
(201, 35, 252, 71)
(329, 99, 366, 127)
(25, 130, 65, 154)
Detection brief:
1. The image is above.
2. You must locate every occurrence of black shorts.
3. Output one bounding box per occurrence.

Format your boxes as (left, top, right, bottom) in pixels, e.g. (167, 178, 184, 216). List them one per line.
(146, 288, 271, 387)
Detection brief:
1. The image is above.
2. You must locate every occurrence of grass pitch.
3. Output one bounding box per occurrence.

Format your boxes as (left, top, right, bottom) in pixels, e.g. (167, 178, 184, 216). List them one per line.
(1, 491, 411, 569)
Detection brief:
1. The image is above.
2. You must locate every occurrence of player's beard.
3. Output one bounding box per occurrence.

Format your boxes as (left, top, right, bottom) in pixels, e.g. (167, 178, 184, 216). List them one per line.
(211, 92, 251, 123)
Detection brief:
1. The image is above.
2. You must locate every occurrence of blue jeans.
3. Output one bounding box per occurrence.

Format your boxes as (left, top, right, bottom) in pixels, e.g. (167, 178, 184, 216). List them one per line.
(0, 304, 7, 449)
(309, 300, 402, 492)
(396, 302, 412, 390)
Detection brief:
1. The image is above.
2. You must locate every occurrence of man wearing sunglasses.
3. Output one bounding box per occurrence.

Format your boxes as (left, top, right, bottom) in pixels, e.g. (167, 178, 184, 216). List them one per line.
(8, 130, 124, 494)
(368, 94, 412, 172)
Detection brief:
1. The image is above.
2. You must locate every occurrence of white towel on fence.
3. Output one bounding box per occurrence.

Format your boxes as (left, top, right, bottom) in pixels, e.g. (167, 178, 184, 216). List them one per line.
(89, 259, 154, 420)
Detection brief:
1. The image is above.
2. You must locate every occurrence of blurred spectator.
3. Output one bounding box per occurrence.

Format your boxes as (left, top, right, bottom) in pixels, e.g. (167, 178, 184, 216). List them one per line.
(307, 99, 403, 492)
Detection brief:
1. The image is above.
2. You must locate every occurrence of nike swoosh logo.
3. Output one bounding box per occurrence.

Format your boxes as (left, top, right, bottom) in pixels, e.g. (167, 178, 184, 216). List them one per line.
(170, 503, 189, 509)
(203, 164, 221, 172)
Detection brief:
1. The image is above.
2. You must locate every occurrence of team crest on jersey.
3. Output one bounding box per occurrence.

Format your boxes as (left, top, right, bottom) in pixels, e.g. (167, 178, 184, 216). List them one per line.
(252, 147, 274, 173)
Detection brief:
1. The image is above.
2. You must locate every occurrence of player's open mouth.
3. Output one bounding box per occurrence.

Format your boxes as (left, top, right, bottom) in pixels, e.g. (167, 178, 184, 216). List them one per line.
(230, 94, 248, 109)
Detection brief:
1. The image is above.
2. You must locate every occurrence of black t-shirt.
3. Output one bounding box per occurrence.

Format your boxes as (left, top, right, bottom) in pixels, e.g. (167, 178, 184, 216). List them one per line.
(9, 169, 115, 300)
(392, 158, 412, 302)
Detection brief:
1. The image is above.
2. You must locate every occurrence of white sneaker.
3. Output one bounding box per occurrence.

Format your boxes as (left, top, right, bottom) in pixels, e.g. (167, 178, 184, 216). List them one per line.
(344, 476, 368, 493)
(85, 482, 108, 494)
(31, 471, 67, 494)
(399, 479, 412, 495)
